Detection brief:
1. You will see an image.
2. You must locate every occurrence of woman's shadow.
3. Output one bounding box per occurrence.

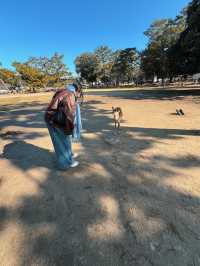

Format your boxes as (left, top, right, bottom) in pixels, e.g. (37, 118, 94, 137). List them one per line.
(1, 140, 78, 265)
(2, 140, 55, 171)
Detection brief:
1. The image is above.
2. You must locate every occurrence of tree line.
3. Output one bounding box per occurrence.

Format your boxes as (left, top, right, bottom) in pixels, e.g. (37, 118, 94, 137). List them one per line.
(75, 0, 200, 85)
(0, 0, 199, 91)
(0, 53, 72, 92)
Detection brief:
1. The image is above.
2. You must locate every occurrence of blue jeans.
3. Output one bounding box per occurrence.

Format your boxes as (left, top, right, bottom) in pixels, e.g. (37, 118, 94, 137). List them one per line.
(47, 122, 73, 170)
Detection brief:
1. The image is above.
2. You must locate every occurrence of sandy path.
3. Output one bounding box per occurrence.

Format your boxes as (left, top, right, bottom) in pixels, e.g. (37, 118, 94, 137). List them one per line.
(0, 89, 200, 266)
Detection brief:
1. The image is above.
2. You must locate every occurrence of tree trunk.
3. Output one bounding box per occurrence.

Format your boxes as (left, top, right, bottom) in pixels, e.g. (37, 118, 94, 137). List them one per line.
(162, 78, 164, 87)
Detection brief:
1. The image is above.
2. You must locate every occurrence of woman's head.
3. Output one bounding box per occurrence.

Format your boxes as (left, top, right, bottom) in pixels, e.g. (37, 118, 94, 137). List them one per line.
(72, 82, 84, 104)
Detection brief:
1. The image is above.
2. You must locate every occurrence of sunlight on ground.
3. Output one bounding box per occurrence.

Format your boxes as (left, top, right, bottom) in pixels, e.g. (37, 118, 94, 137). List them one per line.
(87, 195, 124, 240)
(0, 91, 200, 265)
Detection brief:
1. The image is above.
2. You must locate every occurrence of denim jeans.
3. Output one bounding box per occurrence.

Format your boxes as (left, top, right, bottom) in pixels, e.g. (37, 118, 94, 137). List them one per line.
(47, 122, 73, 170)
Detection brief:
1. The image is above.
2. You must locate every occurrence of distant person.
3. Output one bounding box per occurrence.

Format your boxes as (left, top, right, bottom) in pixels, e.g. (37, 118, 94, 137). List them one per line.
(45, 83, 83, 170)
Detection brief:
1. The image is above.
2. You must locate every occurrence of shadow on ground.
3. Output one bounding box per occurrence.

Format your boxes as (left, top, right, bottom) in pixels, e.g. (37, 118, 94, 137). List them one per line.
(0, 101, 47, 132)
(86, 88, 200, 101)
(1, 97, 200, 265)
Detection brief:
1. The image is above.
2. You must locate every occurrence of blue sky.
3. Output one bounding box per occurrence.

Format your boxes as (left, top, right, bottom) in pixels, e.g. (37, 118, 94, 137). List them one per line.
(0, 0, 190, 73)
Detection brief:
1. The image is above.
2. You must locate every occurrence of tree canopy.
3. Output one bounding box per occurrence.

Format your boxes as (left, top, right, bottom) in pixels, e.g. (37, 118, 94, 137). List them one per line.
(141, 12, 187, 80)
(26, 53, 72, 87)
(169, 0, 200, 74)
(111, 48, 139, 84)
(12, 62, 48, 92)
(75, 53, 100, 83)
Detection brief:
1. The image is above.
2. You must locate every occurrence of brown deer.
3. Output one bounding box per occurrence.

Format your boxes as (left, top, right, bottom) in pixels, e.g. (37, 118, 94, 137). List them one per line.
(112, 107, 123, 129)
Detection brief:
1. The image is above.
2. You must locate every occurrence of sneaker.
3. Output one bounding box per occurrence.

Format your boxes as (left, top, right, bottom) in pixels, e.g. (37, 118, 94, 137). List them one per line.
(70, 161, 79, 168)
(72, 153, 79, 159)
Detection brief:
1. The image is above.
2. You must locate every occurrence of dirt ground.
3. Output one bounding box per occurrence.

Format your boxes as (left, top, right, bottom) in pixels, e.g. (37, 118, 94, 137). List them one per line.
(0, 88, 200, 266)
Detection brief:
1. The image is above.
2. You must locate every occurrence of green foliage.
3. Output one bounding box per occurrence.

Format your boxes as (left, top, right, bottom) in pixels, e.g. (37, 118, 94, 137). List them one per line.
(142, 12, 187, 79)
(94, 46, 113, 65)
(111, 48, 139, 83)
(26, 53, 72, 87)
(144, 17, 186, 47)
(94, 46, 114, 83)
(75, 53, 100, 83)
(75, 47, 139, 85)
(170, 0, 200, 74)
(141, 43, 163, 79)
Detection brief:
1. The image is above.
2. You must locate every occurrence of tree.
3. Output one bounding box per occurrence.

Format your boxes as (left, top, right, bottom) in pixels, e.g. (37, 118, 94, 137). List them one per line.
(141, 43, 160, 80)
(26, 53, 72, 87)
(75, 53, 100, 83)
(13, 62, 48, 92)
(144, 17, 185, 46)
(170, 0, 200, 74)
(142, 14, 186, 80)
(94, 46, 113, 65)
(94, 46, 113, 83)
(111, 48, 139, 84)
(0, 68, 19, 86)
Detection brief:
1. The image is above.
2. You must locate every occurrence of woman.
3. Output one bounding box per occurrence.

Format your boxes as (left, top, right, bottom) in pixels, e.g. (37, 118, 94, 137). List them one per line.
(45, 83, 83, 170)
